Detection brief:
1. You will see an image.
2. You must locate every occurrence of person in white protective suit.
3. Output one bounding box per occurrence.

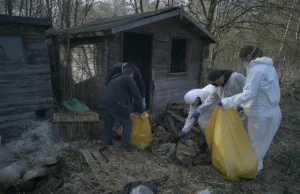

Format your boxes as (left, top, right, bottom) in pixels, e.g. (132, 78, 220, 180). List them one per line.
(191, 69, 247, 128)
(179, 84, 215, 139)
(219, 45, 282, 177)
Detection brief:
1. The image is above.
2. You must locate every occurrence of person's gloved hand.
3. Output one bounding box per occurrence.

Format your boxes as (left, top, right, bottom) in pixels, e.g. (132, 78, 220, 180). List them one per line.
(191, 111, 200, 120)
(218, 101, 223, 106)
(142, 99, 146, 111)
(179, 131, 186, 139)
(237, 105, 243, 112)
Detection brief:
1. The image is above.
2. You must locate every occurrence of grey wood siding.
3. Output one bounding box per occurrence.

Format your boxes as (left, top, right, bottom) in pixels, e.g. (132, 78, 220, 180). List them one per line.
(129, 19, 204, 112)
(0, 26, 54, 127)
(52, 18, 205, 113)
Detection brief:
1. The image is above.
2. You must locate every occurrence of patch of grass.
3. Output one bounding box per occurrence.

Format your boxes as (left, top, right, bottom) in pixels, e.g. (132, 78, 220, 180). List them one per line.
(0, 126, 28, 144)
(31, 133, 40, 141)
(278, 149, 300, 169)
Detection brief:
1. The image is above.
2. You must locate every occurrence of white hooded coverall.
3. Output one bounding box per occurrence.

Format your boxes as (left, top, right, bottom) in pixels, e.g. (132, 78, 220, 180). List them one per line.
(221, 57, 282, 171)
(196, 72, 247, 129)
(182, 84, 215, 134)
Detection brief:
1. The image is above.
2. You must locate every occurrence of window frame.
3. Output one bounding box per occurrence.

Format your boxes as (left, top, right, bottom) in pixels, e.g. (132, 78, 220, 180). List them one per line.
(168, 35, 189, 77)
(0, 35, 27, 64)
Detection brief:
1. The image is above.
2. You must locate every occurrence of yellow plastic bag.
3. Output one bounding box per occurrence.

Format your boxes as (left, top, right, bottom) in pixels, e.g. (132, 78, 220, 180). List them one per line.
(205, 106, 258, 180)
(129, 112, 153, 149)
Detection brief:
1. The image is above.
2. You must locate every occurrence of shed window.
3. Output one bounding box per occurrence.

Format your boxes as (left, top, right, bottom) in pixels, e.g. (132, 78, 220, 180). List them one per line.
(170, 38, 188, 73)
(0, 36, 25, 62)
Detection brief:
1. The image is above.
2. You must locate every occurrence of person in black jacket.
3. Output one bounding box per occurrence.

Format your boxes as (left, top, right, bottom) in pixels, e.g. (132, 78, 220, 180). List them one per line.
(99, 66, 143, 151)
(106, 62, 146, 111)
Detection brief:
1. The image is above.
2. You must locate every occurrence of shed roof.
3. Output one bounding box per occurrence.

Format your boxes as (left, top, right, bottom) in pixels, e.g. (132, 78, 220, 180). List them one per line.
(0, 15, 52, 28)
(48, 7, 216, 43)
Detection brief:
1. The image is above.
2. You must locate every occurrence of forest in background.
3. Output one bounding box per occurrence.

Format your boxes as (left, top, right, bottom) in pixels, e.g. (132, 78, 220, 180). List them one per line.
(1, 0, 300, 83)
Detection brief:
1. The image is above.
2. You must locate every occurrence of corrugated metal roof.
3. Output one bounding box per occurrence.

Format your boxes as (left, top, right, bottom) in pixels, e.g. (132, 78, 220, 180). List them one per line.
(47, 7, 216, 43)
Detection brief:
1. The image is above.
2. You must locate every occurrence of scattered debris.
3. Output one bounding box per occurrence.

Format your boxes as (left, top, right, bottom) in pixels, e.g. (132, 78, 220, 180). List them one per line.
(62, 98, 91, 113)
(122, 181, 158, 194)
(80, 144, 170, 193)
(0, 157, 60, 193)
(196, 189, 210, 194)
(164, 114, 180, 136)
(151, 143, 176, 159)
(176, 139, 201, 164)
(0, 121, 68, 193)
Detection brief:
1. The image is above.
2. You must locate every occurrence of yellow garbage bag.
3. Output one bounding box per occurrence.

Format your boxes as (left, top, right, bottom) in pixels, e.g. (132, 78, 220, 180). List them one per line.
(205, 106, 258, 180)
(130, 112, 153, 149)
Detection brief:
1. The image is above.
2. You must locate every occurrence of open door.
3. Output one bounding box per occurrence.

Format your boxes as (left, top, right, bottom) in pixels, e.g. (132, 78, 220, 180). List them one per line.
(123, 32, 153, 111)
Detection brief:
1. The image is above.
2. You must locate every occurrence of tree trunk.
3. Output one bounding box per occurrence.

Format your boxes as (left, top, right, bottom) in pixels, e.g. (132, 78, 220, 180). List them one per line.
(74, 0, 79, 26)
(65, 0, 71, 28)
(25, 0, 28, 16)
(155, 0, 159, 10)
(133, 0, 139, 13)
(7, 0, 13, 15)
(19, 0, 24, 16)
(202, 0, 218, 59)
(140, 0, 144, 12)
(60, 0, 65, 28)
(29, 0, 33, 17)
(46, 0, 53, 19)
(278, 1, 294, 57)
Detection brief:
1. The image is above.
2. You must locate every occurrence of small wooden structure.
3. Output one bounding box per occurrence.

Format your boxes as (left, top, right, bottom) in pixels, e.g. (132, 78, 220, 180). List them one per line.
(47, 7, 216, 113)
(52, 112, 101, 141)
(0, 15, 53, 128)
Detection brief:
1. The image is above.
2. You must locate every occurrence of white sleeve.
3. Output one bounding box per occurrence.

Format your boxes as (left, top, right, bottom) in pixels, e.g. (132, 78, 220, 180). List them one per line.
(181, 106, 196, 134)
(196, 89, 220, 114)
(222, 67, 263, 109)
(235, 74, 246, 93)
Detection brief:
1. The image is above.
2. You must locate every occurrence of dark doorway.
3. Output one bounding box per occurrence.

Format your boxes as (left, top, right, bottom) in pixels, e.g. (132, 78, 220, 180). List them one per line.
(123, 32, 153, 111)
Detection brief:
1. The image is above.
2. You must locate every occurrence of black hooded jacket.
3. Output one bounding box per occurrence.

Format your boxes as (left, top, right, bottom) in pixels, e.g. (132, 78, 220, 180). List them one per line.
(99, 73, 143, 120)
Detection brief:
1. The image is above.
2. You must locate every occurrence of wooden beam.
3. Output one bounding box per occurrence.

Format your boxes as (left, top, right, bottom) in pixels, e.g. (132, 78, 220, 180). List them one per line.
(80, 149, 101, 175)
(0, 85, 53, 96)
(0, 68, 51, 76)
(0, 103, 54, 116)
(0, 80, 52, 90)
(0, 111, 35, 124)
(0, 91, 53, 102)
(111, 9, 180, 34)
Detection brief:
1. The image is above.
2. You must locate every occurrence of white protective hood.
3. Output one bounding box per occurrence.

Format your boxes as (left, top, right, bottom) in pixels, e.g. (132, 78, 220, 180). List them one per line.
(184, 84, 215, 105)
(182, 84, 215, 133)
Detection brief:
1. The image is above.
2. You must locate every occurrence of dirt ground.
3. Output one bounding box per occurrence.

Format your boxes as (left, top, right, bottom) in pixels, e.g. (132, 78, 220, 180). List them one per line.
(1, 83, 300, 194)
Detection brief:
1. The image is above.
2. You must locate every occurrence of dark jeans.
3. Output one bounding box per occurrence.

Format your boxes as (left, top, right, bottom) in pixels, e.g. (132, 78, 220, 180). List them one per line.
(99, 109, 132, 148)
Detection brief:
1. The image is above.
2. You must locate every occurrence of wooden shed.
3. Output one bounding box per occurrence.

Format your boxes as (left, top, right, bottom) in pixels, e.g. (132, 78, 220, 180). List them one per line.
(47, 7, 216, 113)
(0, 15, 54, 128)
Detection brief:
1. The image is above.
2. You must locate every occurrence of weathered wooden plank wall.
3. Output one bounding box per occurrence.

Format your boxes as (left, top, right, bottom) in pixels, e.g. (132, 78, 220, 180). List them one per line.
(61, 18, 205, 113)
(129, 18, 204, 112)
(0, 25, 54, 127)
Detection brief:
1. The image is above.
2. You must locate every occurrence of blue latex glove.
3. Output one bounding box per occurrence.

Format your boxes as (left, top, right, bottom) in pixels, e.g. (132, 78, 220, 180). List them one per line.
(142, 99, 146, 111)
(237, 105, 243, 112)
(218, 101, 223, 106)
(191, 111, 200, 120)
(179, 131, 186, 139)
